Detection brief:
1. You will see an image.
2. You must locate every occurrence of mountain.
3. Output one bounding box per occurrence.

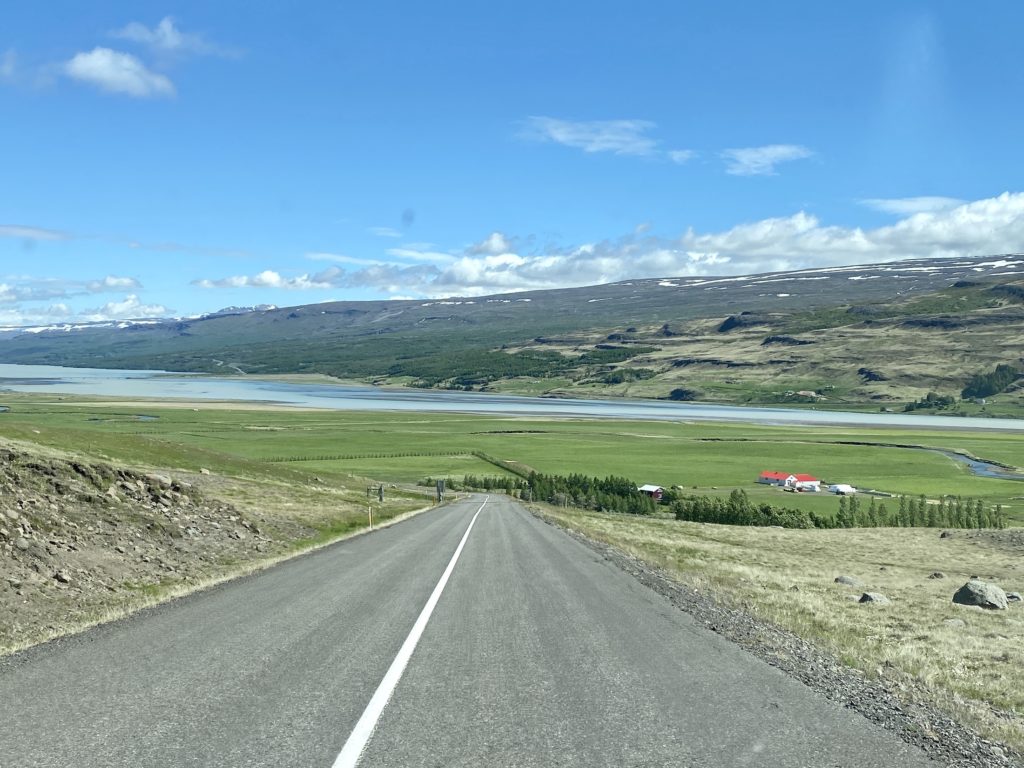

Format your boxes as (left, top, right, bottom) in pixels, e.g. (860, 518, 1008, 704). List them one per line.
(0, 318, 166, 341)
(201, 304, 278, 319)
(2, 254, 1023, 412)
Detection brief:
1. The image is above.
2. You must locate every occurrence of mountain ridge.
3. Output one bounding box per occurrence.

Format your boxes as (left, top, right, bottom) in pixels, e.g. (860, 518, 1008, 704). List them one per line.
(2, 254, 1023, 413)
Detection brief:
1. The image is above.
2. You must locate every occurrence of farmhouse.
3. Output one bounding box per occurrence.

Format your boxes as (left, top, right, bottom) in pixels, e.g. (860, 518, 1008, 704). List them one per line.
(638, 484, 664, 500)
(757, 471, 821, 492)
(757, 471, 790, 486)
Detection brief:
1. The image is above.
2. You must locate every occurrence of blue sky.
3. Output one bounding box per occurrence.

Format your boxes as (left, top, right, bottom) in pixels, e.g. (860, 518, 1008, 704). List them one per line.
(3, 1, 1024, 325)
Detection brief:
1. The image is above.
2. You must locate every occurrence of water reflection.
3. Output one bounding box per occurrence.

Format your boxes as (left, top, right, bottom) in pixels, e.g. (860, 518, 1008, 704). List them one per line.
(1, 363, 1023, 432)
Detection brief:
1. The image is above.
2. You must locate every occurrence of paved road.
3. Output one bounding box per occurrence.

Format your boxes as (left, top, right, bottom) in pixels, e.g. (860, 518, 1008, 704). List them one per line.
(0, 495, 937, 767)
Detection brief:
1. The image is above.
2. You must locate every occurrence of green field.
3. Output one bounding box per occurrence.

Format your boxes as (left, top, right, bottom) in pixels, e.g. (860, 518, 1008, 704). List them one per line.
(1, 394, 1022, 522)
(2, 393, 1022, 748)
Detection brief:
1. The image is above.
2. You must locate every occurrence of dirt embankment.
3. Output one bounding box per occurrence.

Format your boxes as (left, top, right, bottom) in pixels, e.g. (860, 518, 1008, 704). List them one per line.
(0, 448, 272, 652)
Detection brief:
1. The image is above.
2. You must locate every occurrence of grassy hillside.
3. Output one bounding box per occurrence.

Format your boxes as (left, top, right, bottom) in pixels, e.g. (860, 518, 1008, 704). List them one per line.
(2, 254, 1023, 411)
(518, 280, 1024, 413)
(540, 506, 1024, 753)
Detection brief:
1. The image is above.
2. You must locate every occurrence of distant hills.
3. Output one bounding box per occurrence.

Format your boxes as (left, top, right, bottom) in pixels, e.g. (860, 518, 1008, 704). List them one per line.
(2, 254, 1023, 414)
(200, 304, 278, 319)
(0, 304, 277, 340)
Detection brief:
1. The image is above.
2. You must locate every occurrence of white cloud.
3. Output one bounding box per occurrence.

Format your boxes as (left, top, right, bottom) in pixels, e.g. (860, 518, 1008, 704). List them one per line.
(336, 192, 1024, 297)
(112, 17, 235, 58)
(0, 302, 78, 328)
(0, 274, 142, 304)
(520, 117, 659, 156)
(307, 252, 385, 267)
(469, 232, 513, 255)
(0, 224, 69, 241)
(519, 118, 805, 174)
(188, 193, 1024, 300)
(668, 149, 697, 164)
(193, 268, 341, 290)
(385, 247, 456, 263)
(368, 226, 402, 238)
(86, 275, 141, 292)
(859, 196, 965, 215)
(83, 294, 168, 321)
(720, 144, 813, 176)
(64, 47, 175, 97)
(0, 274, 158, 326)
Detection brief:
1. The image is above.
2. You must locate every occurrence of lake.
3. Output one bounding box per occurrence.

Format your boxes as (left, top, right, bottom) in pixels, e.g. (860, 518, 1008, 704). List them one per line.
(1, 363, 1023, 431)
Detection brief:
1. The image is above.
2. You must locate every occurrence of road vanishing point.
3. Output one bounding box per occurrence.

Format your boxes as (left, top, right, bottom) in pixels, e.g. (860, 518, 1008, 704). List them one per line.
(0, 495, 939, 767)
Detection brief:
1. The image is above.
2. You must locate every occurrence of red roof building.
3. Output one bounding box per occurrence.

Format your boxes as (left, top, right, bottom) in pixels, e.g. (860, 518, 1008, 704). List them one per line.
(757, 471, 821, 491)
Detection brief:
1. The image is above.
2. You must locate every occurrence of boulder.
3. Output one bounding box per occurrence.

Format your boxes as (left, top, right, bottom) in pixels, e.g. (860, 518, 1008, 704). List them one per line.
(859, 592, 890, 604)
(1007, 592, 1022, 603)
(952, 580, 1008, 610)
(939, 530, 955, 539)
(943, 618, 966, 628)
(147, 474, 173, 489)
(927, 572, 945, 580)
(834, 575, 864, 588)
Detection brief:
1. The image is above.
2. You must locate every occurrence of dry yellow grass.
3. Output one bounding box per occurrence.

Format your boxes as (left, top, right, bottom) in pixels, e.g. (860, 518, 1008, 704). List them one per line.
(543, 507, 1024, 750)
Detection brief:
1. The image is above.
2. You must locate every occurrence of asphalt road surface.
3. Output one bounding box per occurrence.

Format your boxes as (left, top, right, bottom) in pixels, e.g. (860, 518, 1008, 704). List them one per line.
(0, 494, 938, 767)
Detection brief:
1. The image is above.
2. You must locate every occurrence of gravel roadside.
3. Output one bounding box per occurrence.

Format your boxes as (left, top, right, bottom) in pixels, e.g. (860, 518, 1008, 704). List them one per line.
(537, 511, 1021, 768)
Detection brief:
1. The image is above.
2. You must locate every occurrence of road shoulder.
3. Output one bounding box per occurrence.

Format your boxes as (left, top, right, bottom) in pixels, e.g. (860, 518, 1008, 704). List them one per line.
(533, 507, 1020, 768)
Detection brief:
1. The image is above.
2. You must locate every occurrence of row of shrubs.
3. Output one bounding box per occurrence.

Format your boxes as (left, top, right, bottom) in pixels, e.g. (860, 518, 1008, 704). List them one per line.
(420, 472, 657, 515)
(674, 489, 1006, 529)
(423, 473, 1007, 530)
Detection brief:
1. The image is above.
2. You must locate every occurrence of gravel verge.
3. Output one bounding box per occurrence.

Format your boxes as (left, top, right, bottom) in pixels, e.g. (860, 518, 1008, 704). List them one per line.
(537, 511, 1021, 768)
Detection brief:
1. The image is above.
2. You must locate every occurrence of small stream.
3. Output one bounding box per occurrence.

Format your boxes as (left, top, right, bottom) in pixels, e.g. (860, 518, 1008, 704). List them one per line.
(933, 449, 1024, 481)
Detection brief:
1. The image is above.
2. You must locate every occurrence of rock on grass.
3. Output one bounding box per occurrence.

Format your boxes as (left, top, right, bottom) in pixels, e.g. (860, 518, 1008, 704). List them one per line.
(952, 580, 1008, 610)
(859, 592, 890, 604)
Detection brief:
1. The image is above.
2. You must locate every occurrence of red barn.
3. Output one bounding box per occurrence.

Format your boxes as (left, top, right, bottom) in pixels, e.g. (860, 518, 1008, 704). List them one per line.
(638, 484, 664, 500)
(757, 471, 790, 486)
(757, 471, 821, 492)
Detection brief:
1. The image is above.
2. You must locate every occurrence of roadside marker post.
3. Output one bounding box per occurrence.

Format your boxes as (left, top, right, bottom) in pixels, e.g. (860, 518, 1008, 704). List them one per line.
(368, 504, 372, 530)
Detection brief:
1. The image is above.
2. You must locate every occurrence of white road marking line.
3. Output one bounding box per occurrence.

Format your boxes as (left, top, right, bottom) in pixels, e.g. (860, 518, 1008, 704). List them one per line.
(331, 496, 489, 768)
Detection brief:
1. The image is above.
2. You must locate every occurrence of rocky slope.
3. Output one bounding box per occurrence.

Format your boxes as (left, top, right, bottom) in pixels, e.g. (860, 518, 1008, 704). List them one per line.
(0, 447, 272, 652)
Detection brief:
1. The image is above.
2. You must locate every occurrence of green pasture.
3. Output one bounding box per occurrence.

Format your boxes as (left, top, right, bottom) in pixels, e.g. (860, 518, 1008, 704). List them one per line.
(294, 454, 510, 483)
(0, 395, 1022, 521)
